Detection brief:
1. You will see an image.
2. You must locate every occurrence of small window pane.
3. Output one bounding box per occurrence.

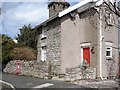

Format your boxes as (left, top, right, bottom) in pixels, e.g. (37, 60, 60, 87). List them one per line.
(107, 48, 111, 50)
(106, 51, 110, 56)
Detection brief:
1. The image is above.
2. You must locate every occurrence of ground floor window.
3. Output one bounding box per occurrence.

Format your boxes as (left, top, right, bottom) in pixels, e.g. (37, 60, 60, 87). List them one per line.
(106, 47, 112, 58)
(106, 42, 112, 59)
(41, 46, 47, 61)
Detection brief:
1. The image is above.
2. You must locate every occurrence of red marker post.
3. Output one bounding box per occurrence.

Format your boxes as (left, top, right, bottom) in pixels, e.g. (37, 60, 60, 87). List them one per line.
(16, 61, 21, 74)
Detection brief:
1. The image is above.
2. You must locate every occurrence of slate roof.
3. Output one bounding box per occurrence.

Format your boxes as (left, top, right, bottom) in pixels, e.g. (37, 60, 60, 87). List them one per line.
(34, 0, 103, 30)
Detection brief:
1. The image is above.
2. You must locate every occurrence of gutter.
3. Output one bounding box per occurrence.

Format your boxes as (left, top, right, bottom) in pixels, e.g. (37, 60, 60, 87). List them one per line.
(58, 0, 102, 17)
(59, 0, 94, 17)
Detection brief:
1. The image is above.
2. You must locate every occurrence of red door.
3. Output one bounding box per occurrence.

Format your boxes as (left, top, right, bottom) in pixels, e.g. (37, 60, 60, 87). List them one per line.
(83, 48, 90, 65)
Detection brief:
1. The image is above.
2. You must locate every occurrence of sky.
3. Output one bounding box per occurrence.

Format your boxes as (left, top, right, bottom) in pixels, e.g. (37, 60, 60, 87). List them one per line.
(1, 0, 80, 39)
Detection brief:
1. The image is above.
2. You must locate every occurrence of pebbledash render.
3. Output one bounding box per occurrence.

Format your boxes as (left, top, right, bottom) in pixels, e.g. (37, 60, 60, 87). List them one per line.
(35, 0, 119, 79)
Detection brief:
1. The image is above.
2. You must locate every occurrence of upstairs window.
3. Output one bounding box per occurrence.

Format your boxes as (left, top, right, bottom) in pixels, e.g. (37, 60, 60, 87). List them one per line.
(105, 12, 113, 26)
(41, 27, 47, 39)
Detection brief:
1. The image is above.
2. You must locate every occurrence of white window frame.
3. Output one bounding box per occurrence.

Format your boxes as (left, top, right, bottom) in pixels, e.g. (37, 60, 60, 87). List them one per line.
(41, 27, 47, 39)
(105, 12, 113, 25)
(106, 42, 113, 59)
(41, 47, 47, 61)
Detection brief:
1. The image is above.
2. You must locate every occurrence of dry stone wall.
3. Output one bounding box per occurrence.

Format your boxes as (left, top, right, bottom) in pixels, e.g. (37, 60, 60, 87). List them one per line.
(4, 60, 49, 79)
(4, 60, 97, 81)
(65, 67, 96, 82)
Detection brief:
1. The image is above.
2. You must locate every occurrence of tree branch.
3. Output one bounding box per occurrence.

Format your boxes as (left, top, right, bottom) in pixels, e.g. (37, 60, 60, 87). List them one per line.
(104, 1, 120, 17)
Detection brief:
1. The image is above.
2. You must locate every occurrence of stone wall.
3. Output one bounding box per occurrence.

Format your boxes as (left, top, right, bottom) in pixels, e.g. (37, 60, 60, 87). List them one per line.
(4, 60, 97, 81)
(48, 2, 69, 18)
(37, 18, 61, 75)
(65, 67, 96, 82)
(4, 60, 49, 79)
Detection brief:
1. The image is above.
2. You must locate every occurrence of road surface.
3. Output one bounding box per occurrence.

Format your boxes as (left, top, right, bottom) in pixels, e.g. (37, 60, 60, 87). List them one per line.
(2, 72, 120, 90)
(2, 72, 83, 89)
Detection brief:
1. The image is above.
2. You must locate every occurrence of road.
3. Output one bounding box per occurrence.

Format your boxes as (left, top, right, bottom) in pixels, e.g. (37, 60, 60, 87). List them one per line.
(1, 72, 84, 89)
(2, 72, 120, 90)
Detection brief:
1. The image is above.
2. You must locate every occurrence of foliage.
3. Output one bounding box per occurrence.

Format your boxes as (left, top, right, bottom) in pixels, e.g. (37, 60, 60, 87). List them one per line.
(104, 0, 120, 17)
(1, 34, 15, 63)
(16, 24, 38, 50)
(82, 60, 88, 70)
(1, 24, 38, 63)
(10, 47, 37, 61)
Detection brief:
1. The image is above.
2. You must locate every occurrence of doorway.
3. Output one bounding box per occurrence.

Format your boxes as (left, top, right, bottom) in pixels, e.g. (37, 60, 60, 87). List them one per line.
(83, 48, 90, 65)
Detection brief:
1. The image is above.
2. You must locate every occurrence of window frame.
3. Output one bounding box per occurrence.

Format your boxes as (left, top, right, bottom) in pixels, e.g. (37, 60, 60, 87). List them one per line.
(41, 27, 47, 39)
(106, 42, 113, 59)
(41, 46, 47, 61)
(105, 9, 113, 26)
(106, 47, 112, 58)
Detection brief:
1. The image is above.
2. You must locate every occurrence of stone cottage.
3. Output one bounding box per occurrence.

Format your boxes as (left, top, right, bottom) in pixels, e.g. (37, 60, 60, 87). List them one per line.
(35, 0, 119, 79)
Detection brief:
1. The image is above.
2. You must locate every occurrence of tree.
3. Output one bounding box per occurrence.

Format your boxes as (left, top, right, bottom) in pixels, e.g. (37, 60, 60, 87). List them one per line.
(101, 0, 120, 29)
(1, 34, 15, 64)
(103, 0, 120, 17)
(16, 24, 38, 50)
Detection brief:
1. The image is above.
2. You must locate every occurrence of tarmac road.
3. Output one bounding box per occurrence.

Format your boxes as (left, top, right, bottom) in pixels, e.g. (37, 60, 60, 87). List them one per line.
(1, 72, 120, 90)
(1, 72, 83, 89)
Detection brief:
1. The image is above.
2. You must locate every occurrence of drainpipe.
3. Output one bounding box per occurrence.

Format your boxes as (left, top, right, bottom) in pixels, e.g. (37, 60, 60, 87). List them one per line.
(99, 8, 103, 79)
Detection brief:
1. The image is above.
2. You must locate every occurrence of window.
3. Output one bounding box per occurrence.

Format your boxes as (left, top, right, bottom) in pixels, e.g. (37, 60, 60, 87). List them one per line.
(106, 42, 112, 58)
(41, 29, 45, 38)
(41, 46, 47, 61)
(105, 12, 113, 26)
(106, 47, 112, 58)
(41, 27, 47, 39)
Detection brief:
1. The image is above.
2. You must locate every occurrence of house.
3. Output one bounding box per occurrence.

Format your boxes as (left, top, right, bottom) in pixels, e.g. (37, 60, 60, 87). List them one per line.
(35, 0, 119, 79)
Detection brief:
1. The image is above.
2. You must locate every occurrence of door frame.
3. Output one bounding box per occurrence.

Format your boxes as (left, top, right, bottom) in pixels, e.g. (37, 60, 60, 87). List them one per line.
(80, 43, 91, 65)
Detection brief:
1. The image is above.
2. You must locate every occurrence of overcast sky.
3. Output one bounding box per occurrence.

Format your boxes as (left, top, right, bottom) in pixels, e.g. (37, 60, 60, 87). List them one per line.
(1, 0, 81, 39)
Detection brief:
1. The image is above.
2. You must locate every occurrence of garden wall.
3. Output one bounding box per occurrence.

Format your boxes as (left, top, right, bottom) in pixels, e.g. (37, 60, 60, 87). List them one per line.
(65, 67, 96, 81)
(4, 60, 49, 79)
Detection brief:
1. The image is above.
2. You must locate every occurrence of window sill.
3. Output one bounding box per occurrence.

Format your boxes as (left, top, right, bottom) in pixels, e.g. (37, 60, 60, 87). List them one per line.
(41, 59, 46, 62)
(41, 42, 47, 47)
(107, 23, 113, 26)
(106, 57, 113, 60)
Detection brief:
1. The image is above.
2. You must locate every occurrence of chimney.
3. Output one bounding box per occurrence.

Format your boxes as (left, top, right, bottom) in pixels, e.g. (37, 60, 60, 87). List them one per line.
(48, 0, 70, 18)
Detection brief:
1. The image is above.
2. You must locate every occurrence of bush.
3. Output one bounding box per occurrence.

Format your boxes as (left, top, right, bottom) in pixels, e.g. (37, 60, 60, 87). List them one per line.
(10, 47, 37, 60)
